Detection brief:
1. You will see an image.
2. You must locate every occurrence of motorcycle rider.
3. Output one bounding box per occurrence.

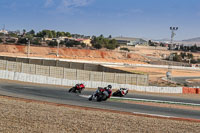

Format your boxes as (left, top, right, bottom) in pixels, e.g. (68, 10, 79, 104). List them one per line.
(103, 85, 112, 100)
(89, 85, 112, 101)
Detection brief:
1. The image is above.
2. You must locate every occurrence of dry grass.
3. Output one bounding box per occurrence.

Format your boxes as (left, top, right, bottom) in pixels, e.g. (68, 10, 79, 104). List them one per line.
(0, 96, 200, 133)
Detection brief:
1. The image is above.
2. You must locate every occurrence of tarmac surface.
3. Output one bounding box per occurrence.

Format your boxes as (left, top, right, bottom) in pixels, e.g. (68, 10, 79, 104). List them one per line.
(172, 76, 200, 86)
(0, 80, 200, 120)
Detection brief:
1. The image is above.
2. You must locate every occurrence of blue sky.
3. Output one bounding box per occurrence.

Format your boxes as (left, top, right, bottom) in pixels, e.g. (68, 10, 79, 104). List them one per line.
(0, 0, 200, 40)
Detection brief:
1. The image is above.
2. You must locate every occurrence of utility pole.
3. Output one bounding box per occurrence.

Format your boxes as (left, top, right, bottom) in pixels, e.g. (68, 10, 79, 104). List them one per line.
(28, 40, 30, 57)
(170, 27, 178, 50)
(26, 38, 30, 57)
(3, 24, 6, 43)
(167, 27, 179, 83)
(57, 39, 60, 57)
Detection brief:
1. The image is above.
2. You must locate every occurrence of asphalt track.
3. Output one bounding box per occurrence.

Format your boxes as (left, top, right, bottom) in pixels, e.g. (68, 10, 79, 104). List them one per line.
(172, 76, 200, 86)
(0, 80, 200, 120)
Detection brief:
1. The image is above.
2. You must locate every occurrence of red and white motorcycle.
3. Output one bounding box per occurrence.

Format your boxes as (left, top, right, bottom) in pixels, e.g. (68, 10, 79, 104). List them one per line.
(112, 88, 128, 97)
(68, 83, 85, 93)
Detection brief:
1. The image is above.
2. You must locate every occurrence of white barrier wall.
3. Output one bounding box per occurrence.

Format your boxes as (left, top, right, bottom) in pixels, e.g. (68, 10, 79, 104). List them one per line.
(125, 64, 200, 71)
(0, 70, 183, 94)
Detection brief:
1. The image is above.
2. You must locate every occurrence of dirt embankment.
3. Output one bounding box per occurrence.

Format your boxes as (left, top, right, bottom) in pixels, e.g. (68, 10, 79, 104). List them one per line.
(0, 44, 148, 64)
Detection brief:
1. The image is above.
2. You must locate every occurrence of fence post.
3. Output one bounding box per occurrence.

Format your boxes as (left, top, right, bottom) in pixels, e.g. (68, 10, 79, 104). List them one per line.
(35, 64, 37, 75)
(70, 62, 72, 68)
(83, 63, 85, 70)
(102, 72, 104, 82)
(76, 69, 78, 80)
(89, 71, 92, 81)
(63, 67, 65, 79)
(125, 74, 127, 84)
(21, 62, 23, 73)
(113, 73, 116, 83)
(146, 75, 149, 86)
(49, 66, 51, 77)
(6, 60, 8, 70)
(136, 75, 138, 86)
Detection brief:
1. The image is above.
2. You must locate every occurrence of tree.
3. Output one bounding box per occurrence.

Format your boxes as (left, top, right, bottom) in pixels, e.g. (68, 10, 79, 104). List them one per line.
(48, 40, 58, 47)
(36, 30, 53, 38)
(173, 54, 182, 62)
(28, 29, 35, 36)
(148, 40, 152, 45)
(91, 35, 118, 50)
(93, 43, 102, 49)
(120, 47, 130, 52)
(65, 32, 71, 37)
(56, 32, 65, 37)
(187, 53, 193, 59)
(17, 38, 28, 44)
(180, 52, 186, 59)
(99, 34, 104, 38)
(51, 30, 57, 38)
(9, 33, 18, 38)
(0, 33, 4, 36)
(22, 29, 26, 36)
(32, 38, 42, 45)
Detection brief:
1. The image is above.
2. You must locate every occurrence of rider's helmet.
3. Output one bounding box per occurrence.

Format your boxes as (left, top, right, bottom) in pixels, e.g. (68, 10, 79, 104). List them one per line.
(107, 85, 112, 90)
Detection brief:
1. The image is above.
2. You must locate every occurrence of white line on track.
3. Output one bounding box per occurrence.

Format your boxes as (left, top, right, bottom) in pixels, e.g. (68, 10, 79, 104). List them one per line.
(111, 97, 200, 106)
(80, 95, 200, 106)
(80, 95, 90, 98)
(132, 112, 176, 118)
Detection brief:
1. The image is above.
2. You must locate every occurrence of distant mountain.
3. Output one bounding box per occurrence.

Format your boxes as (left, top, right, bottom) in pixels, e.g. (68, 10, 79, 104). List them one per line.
(182, 37, 200, 42)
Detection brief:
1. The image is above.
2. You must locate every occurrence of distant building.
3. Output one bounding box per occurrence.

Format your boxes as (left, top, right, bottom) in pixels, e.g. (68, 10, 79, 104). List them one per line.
(0, 29, 8, 34)
(113, 37, 147, 46)
(76, 38, 92, 47)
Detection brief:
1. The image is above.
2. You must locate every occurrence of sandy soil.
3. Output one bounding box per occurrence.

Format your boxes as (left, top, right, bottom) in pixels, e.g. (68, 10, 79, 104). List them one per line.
(126, 45, 200, 59)
(0, 96, 200, 133)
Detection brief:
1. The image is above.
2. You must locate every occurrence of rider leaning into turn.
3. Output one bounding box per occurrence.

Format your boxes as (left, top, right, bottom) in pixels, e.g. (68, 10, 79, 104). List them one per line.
(90, 85, 112, 100)
(103, 85, 112, 99)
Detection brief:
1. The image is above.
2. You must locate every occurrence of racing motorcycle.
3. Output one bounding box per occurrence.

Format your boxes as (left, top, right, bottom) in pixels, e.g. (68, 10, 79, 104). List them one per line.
(112, 88, 128, 97)
(88, 87, 109, 102)
(68, 83, 85, 93)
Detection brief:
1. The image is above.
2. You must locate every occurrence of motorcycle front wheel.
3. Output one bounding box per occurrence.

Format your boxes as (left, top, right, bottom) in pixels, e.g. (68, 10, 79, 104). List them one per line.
(68, 87, 75, 93)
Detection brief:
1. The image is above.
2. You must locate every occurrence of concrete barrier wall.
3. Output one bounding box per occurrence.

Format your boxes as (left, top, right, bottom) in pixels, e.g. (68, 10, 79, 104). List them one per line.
(0, 70, 182, 94)
(0, 55, 130, 73)
(127, 64, 200, 71)
(150, 60, 190, 67)
(0, 59, 149, 86)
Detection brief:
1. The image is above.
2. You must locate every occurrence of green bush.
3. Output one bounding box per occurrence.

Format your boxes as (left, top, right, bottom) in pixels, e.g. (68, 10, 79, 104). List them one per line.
(48, 41, 58, 47)
(91, 36, 118, 50)
(120, 47, 130, 52)
(17, 38, 28, 44)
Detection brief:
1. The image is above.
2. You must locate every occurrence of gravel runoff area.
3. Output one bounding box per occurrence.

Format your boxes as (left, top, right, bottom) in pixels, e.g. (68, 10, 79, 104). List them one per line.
(0, 96, 200, 133)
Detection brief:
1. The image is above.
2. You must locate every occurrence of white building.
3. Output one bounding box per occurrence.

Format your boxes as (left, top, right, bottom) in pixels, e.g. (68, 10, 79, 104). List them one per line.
(113, 37, 147, 46)
(0, 29, 8, 34)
